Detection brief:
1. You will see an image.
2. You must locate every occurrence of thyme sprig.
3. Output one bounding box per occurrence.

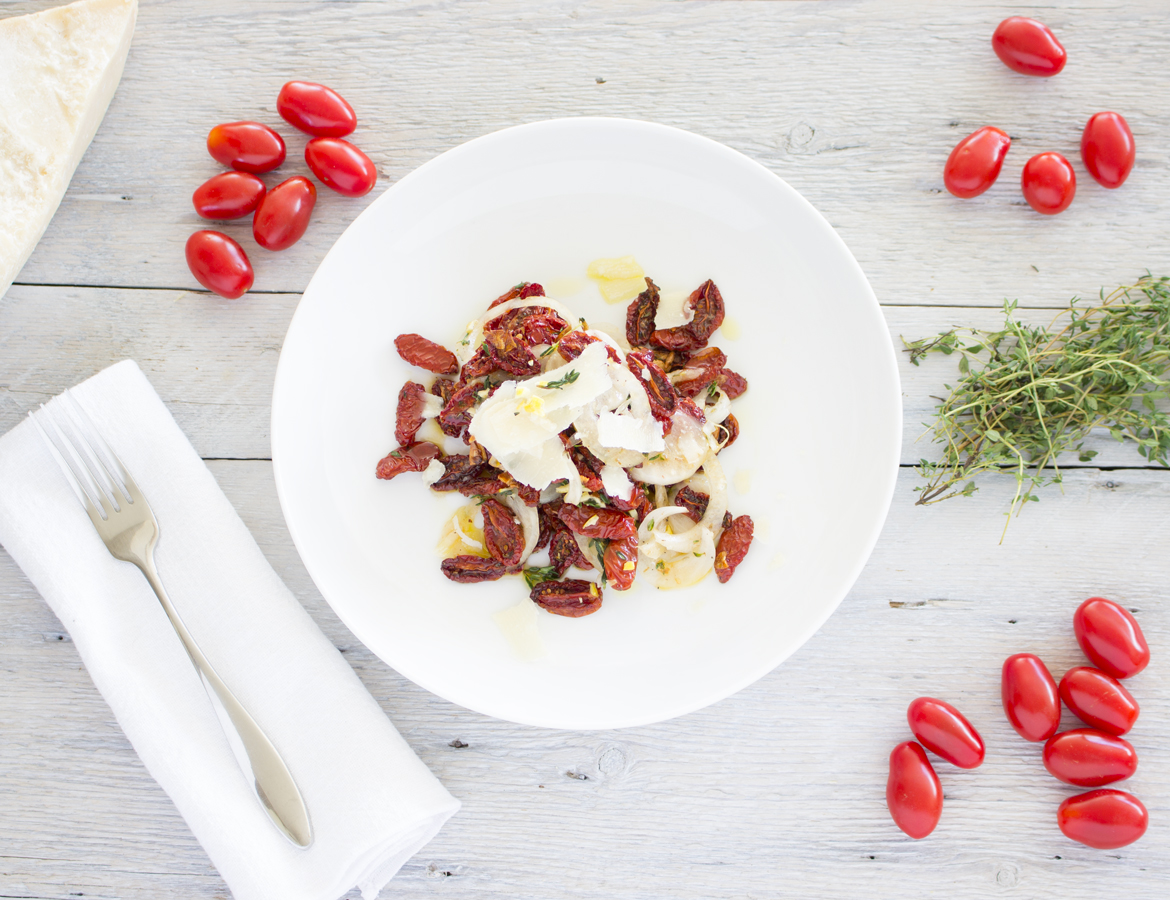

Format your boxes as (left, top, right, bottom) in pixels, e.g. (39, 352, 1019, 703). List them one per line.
(904, 275, 1170, 538)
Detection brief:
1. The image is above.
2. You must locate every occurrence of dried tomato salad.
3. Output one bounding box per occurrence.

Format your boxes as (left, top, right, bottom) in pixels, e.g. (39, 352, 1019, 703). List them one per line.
(375, 277, 754, 617)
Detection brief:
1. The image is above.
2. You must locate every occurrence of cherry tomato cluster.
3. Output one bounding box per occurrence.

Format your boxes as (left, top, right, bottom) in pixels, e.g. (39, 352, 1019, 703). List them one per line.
(1003, 597, 1150, 849)
(888, 596, 1151, 849)
(185, 81, 377, 299)
(887, 698, 985, 838)
(943, 17, 1136, 215)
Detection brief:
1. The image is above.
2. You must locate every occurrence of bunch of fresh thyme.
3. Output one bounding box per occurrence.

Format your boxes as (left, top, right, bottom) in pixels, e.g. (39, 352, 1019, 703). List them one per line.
(904, 274, 1170, 536)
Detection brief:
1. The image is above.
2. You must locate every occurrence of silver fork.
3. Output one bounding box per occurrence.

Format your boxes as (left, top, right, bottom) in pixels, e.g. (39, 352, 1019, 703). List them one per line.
(31, 392, 312, 848)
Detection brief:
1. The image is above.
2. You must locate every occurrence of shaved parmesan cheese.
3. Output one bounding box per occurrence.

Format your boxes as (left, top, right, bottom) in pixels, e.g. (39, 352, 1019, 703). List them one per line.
(0, 0, 138, 299)
(655, 288, 696, 330)
(420, 458, 446, 487)
(600, 464, 634, 502)
(587, 256, 644, 280)
(492, 599, 546, 661)
(469, 342, 612, 494)
(420, 392, 444, 418)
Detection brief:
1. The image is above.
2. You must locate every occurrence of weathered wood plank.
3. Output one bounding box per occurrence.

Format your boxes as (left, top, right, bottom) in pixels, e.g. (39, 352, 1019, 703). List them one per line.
(3, 283, 1162, 470)
(3, 0, 1169, 307)
(2, 460, 1167, 899)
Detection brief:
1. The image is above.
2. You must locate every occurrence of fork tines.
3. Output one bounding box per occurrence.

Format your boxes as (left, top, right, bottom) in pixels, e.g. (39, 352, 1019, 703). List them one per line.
(31, 391, 134, 519)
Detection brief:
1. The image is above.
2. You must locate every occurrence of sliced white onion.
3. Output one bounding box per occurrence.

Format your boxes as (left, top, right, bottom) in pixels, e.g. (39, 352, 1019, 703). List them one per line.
(630, 410, 707, 484)
(452, 513, 482, 550)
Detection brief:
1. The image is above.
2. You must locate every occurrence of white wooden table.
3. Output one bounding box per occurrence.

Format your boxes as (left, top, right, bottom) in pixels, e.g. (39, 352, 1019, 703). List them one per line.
(3, 1, 1169, 897)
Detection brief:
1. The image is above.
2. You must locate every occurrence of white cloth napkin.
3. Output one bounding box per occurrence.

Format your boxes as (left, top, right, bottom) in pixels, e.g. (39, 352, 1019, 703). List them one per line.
(0, 360, 459, 900)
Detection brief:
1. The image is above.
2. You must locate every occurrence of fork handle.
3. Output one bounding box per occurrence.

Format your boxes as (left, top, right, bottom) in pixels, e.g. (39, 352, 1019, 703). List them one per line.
(138, 556, 313, 848)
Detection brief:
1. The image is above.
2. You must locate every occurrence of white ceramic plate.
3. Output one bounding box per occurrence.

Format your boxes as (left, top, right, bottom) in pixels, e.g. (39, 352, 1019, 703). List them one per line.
(271, 118, 900, 730)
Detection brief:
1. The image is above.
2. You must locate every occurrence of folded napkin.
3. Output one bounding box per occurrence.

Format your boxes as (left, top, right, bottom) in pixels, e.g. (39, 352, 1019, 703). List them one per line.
(0, 360, 459, 900)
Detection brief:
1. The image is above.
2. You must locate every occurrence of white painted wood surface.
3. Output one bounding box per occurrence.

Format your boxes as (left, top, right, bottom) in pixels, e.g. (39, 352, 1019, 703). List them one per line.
(2, 1, 1170, 898)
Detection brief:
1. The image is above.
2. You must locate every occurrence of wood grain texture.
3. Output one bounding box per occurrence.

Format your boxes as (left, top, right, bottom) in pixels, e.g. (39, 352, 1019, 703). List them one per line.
(3, 0, 1169, 308)
(3, 0, 1170, 897)
(3, 283, 1164, 469)
(3, 460, 1169, 900)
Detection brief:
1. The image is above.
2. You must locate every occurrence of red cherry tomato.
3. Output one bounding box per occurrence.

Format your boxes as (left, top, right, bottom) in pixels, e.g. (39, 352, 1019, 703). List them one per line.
(1021, 152, 1076, 214)
(1058, 789, 1148, 849)
(277, 81, 357, 137)
(906, 697, 985, 769)
(1081, 112, 1136, 189)
(944, 127, 1011, 199)
(1043, 728, 1137, 787)
(1074, 597, 1149, 679)
(992, 17, 1067, 77)
(207, 121, 286, 174)
(305, 137, 378, 198)
(253, 176, 317, 251)
(1060, 667, 1140, 736)
(185, 231, 253, 299)
(1002, 653, 1061, 742)
(192, 172, 266, 220)
(886, 741, 943, 839)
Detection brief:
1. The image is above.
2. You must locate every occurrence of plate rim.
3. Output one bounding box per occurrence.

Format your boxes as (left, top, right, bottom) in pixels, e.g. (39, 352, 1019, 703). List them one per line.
(271, 116, 902, 729)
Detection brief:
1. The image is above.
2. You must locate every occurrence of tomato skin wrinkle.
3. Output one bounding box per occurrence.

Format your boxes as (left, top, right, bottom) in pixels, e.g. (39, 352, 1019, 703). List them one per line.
(944, 127, 1011, 198)
(253, 176, 317, 251)
(1043, 729, 1138, 787)
(1074, 597, 1150, 679)
(1081, 112, 1135, 189)
(1058, 790, 1148, 849)
(1002, 653, 1061, 742)
(305, 138, 377, 197)
(886, 741, 942, 839)
(907, 697, 985, 768)
(1060, 667, 1139, 736)
(185, 231, 253, 300)
(192, 172, 266, 220)
(206, 121, 286, 174)
(1021, 152, 1076, 215)
(992, 17, 1067, 77)
(277, 81, 357, 137)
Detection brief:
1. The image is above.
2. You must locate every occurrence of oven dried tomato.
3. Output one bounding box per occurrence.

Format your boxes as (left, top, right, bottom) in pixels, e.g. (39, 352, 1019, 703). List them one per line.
(714, 514, 754, 583)
(626, 350, 678, 428)
(394, 333, 459, 374)
(653, 348, 691, 373)
(483, 329, 540, 376)
(603, 535, 639, 591)
(650, 280, 725, 351)
(676, 395, 706, 424)
(557, 331, 600, 362)
(488, 281, 544, 309)
(718, 413, 740, 449)
(558, 504, 638, 540)
(549, 525, 584, 575)
(488, 306, 569, 347)
(531, 579, 603, 617)
(441, 555, 507, 583)
(375, 441, 441, 481)
(569, 446, 606, 492)
(675, 485, 709, 522)
(481, 498, 525, 566)
(625, 278, 660, 347)
(395, 381, 427, 445)
(717, 368, 748, 399)
(430, 377, 457, 405)
(438, 381, 482, 439)
(674, 347, 728, 398)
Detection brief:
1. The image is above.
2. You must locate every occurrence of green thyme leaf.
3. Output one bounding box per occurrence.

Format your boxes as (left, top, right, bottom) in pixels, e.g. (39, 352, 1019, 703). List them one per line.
(905, 274, 1170, 540)
(522, 565, 559, 590)
(541, 369, 581, 390)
